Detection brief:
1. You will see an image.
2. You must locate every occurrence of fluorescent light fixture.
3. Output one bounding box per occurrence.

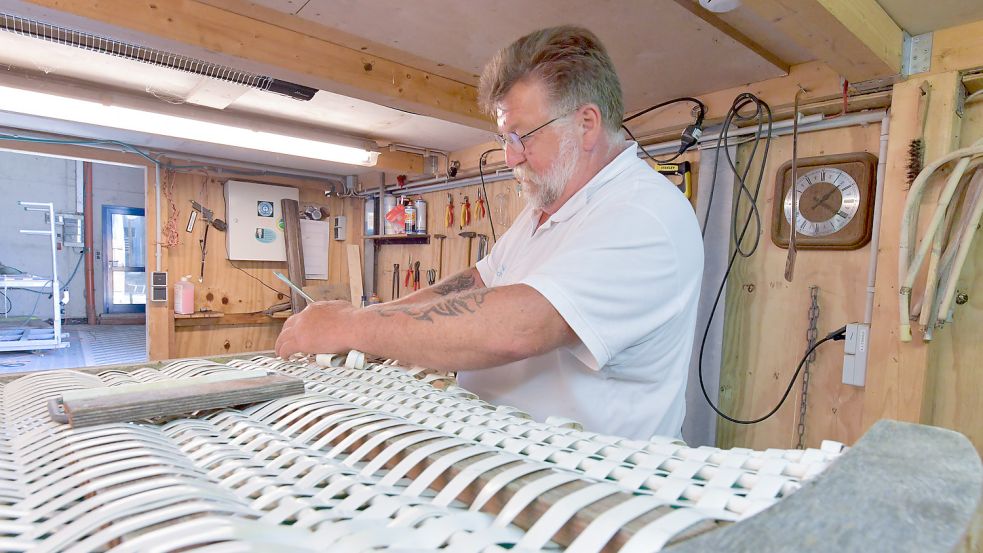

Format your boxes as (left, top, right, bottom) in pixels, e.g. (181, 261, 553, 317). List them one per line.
(0, 83, 379, 166)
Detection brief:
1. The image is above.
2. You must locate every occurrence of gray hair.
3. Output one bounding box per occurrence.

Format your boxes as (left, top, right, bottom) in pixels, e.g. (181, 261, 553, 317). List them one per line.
(479, 26, 625, 141)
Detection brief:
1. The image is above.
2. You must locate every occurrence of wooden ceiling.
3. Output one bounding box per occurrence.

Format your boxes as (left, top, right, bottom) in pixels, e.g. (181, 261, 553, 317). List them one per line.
(0, 0, 981, 175)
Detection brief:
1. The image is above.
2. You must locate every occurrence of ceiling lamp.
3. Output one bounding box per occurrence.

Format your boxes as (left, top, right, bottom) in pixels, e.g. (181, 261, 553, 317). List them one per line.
(0, 81, 379, 167)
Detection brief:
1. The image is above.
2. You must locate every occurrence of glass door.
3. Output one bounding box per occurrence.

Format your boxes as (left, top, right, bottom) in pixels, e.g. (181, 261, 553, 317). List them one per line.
(102, 205, 146, 314)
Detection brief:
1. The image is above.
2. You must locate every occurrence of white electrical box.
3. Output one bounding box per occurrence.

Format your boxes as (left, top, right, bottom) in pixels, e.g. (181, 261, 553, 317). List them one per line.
(842, 322, 870, 387)
(300, 219, 330, 280)
(333, 215, 347, 241)
(225, 180, 299, 261)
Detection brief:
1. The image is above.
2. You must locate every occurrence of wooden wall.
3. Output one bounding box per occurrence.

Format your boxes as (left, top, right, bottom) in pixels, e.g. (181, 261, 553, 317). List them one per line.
(370, 149, 699, 302)
(716, 124, 882, 450)
(161, 168, 364, 358)
(371, 176, 523, 302)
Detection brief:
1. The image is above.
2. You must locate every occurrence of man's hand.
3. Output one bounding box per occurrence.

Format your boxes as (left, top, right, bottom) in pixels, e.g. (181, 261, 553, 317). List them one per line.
(274, 300, 356, 358)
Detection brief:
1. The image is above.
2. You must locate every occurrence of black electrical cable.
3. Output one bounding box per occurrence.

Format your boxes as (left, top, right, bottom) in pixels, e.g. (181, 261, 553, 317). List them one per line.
(696, 92, 802, 426)
(622, 96, 706, 125)
(701, 326, 848, 425)
(477, 148, 500, 243)
(0, 291, 10, 316)
(622, 97, 707, 164)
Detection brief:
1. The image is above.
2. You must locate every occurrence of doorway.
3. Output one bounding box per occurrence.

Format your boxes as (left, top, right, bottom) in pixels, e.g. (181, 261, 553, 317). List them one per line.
(102, 205, 146, 314)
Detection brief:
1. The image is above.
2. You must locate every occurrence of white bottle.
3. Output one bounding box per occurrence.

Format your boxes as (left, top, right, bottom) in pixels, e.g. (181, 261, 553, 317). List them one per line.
(174, 275, 195, 315)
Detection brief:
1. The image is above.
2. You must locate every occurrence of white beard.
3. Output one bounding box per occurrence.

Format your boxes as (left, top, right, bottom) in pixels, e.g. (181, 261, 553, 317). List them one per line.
(514, 128, 581, 210)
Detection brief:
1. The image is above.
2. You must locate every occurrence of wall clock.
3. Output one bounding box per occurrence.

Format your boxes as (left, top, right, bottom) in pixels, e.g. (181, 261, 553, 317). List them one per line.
(771, 152, 878, 250)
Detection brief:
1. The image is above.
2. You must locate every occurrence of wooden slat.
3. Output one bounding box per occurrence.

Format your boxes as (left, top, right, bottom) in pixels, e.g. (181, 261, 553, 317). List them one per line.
(56, 373, 305, 427)
(281, 198, 307, 314)
(347, 244, 364, 307)
(20, 0, 490, 129)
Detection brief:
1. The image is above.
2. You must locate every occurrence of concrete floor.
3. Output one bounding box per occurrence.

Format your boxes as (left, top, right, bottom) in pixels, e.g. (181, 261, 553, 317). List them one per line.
(0, 324, 146, 374)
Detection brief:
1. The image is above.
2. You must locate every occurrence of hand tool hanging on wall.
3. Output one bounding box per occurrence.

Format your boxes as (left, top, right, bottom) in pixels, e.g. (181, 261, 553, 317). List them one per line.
(475, 189, 486, 220)
(413, 261, 421, 291)
(189, 201, 227, 283)
(404, 256, 413, 291)
(445, 194, 454, 229)
(392, 263, 400, 300)
(426, 268, 436, 287)
(654, 161, 693, 198)
(476, 234, 489, 261)
(434, 234, 447, 279)
(460, 196, 472, 230)
(459, 231, 476, 268)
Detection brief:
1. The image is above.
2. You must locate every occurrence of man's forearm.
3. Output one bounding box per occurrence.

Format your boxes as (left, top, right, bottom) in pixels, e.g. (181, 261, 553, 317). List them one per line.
(349, 283, 574, 371)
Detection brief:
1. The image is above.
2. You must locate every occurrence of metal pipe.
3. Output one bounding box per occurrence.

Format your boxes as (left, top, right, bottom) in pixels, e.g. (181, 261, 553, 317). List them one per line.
(864, 112, 891, 325)
(83, 161, 96, 325)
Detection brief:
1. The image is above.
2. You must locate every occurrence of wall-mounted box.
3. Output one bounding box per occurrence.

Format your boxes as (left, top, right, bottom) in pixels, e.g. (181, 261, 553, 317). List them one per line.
(225, 180, 299, 261)
(333, 215, 347, 241)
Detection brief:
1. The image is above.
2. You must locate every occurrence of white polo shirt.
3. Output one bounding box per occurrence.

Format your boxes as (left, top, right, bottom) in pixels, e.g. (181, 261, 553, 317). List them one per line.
(466, 142, 704, 440)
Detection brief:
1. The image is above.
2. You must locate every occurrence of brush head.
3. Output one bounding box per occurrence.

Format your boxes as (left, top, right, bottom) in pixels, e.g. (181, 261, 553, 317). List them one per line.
(907, 138, 924, 186)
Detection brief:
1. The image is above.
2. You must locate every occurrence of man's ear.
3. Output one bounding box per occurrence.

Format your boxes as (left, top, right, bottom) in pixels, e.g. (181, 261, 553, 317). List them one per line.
(578, 104, 604, 151)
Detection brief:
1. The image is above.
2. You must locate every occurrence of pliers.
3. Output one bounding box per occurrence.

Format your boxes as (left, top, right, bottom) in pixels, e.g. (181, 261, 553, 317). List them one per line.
(413, 261, 421, 291)
(460, 196, 471, 229)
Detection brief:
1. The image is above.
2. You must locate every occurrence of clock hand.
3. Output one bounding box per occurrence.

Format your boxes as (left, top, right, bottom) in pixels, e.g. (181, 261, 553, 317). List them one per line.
(811, 188, 838, 210)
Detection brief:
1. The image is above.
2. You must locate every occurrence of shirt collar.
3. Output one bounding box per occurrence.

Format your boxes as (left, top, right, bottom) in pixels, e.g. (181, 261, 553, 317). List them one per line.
(537, 141, 641, 228)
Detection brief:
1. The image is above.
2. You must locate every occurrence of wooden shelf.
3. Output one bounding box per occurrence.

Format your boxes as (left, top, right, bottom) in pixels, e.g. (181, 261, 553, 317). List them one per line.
(174, 311, 223, 319)
(174, 311, 290, 327)
(363, 234, 430, 245)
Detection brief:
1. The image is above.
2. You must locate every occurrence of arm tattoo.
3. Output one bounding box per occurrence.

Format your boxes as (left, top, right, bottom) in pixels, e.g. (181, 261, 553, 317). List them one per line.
(377, 288, 494, 323)
(431, 272, 478, 296)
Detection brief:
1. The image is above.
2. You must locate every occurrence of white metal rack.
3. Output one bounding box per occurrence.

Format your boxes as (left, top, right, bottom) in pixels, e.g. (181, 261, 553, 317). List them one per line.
(0, 202, 69, 352)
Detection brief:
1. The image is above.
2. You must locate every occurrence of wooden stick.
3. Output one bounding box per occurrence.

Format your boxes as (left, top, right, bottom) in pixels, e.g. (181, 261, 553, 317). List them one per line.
(281, 198, 307, 314)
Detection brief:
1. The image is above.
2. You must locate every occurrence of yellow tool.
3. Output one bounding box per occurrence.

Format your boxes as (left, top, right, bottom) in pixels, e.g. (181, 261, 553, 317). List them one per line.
(655, 161, 693, 199)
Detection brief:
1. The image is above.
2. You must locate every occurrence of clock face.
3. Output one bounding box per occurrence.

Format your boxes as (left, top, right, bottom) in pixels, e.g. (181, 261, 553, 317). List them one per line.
(771, 153, 877, 251)
(783, 168, 861, 237)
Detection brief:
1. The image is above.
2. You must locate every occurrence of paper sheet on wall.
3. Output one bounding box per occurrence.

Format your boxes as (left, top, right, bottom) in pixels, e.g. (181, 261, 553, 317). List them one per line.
(300, 220, 330, 280)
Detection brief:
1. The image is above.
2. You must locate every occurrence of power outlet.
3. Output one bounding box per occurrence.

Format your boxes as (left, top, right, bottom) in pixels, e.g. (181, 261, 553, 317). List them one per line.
(842, 323, 870, 387)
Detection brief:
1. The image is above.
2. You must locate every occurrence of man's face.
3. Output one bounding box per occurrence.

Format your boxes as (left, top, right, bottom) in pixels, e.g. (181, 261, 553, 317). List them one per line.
(496, 80, 581, 210)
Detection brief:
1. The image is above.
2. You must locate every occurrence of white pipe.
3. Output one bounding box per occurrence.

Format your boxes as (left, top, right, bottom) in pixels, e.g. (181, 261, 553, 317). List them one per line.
(390, 111, 886, 196)
(898, 138, 983, 341)
(155, 162, 162, 272)
(934, 169, 983, 326)
(864, 112, 891, 324)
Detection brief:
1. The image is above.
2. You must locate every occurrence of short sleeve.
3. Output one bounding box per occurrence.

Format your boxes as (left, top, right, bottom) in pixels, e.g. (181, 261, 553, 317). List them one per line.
(520, 205, 687, 370)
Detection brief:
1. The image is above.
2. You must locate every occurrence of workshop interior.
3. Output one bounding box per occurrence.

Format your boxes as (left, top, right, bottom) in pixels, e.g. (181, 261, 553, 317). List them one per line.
(0, 0, 980, 551)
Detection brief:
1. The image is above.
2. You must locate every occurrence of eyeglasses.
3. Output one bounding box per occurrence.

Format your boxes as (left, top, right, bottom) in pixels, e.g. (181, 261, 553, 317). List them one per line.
(495, 109, 575, 153)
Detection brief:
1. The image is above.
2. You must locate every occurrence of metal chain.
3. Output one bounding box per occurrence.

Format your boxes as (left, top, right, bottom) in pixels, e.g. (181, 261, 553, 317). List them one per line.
(797, 285, 820, 450)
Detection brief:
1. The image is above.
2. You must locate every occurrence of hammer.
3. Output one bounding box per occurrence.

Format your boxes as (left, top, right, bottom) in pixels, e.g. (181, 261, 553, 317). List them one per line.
(434, 233, 447, 279)
(459, 231, 477, 267)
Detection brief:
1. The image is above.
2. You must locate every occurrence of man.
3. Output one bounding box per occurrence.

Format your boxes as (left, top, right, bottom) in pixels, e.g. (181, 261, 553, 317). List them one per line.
(276, 26, 703, 440)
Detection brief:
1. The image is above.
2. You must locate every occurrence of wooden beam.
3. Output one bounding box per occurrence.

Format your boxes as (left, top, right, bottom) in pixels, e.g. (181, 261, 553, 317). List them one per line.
(19, 0, 490, 130)
(932, 19, 983, 75)
(671, 0, 790, 73)
(375, 150, 425, 175)
(714, 0, 903, 83)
